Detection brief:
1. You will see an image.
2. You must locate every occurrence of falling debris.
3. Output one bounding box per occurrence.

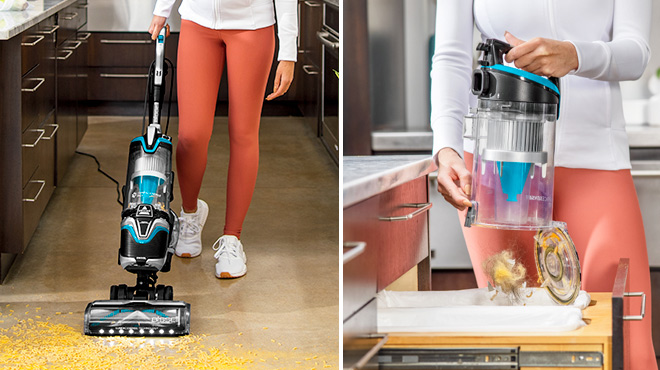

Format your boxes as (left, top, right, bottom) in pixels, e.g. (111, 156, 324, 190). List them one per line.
(483, 250, 528, 304)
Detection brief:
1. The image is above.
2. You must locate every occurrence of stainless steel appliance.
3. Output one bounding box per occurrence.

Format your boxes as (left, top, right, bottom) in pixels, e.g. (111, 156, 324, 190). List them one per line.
(87, 0, 182, 32)
(367, 0, 435, 152)
(318, 0, 339, 163)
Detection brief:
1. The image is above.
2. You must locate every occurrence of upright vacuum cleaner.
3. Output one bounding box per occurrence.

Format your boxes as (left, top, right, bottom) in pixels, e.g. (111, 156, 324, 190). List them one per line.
(84, 28, 191, 336)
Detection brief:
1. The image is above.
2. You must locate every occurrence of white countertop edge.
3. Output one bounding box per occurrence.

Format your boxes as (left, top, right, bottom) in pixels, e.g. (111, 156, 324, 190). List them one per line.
(343, 156, 436, 208)
(0, 0, 78, 40)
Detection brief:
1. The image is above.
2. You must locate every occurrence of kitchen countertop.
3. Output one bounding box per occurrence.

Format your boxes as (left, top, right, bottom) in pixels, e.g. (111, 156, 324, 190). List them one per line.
(343, 155, 437, 208)
(0, 0, 77, 40)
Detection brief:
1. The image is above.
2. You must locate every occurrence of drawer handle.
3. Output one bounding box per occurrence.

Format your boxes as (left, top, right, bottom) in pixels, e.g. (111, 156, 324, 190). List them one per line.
(22, 129, 45, 148)
(37, 25, 60, 35)
(56, 50, 74, 61)
(302, 65, 319, 75)
(63, 40, 82, 50)
(304, 0, 321, 7)
(346, 334, 389, 370)
(22, 78, 46, 93)
(317, 31, 339, 50)
(100, 73, 149, 79)
(623, 291, 646, 321)
(42, 123, 59, 140)
(631, 170, 660, 177)
(100, 39, 152, 45)
(379, 202, 432, 222)
(23, 180, 46, 203)
(77, 32, 92, 41)
(21, 35, 45, 47)
(343, 241, 366, 264)
(62, 12, 79, 20)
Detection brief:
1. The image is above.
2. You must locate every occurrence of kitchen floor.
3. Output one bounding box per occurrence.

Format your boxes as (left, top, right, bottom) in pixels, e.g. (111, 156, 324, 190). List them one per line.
(0, 116, 339, 369)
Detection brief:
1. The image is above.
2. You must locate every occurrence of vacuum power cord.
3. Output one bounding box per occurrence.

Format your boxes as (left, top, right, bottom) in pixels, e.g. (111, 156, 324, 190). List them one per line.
(75, 150, 123, 207)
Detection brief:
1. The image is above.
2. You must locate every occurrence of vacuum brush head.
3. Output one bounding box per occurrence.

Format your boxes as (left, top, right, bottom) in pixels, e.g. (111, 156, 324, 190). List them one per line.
(84, 300, 190, 337)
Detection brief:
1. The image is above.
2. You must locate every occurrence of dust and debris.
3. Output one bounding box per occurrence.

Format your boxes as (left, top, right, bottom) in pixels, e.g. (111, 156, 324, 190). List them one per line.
(0, 312, 337, 370)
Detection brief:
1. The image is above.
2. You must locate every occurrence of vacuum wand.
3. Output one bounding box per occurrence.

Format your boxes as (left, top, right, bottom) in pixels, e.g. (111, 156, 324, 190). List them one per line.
(149, 27, 167, 131)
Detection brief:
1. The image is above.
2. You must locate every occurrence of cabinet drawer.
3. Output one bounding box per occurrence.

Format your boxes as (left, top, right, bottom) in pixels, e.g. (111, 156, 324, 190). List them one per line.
(88, 33, 179, 68)
(58, 1, 87, 44)
(377, 177, 430, 290)
(22, 150, 55, 250)
(22, 114, 56, 191)
(344, 240, 377, 321)
(21, 63, 54, 132)
(88, 67, 177, 101)
(21, 25, 48, 76)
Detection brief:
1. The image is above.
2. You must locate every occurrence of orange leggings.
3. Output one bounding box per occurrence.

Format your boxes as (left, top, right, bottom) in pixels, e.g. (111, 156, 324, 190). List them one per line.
(461, 153, 656, 369)
(176, 20, 275, 238)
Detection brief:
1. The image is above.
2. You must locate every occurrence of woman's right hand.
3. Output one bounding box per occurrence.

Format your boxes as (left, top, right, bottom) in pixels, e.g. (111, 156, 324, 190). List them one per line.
(436, 148, 472, 211)
(148, 15, 170, 40)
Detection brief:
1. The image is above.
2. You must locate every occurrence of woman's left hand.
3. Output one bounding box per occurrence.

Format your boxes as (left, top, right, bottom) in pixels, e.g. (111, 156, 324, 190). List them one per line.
(504, 32, 578, 77)
(266, 61, 295, 100)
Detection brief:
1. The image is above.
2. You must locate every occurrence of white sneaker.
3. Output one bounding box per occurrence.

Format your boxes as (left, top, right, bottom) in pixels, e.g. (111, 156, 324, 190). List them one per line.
(175, 199, 209, 258)
(212, 235, 247, 278)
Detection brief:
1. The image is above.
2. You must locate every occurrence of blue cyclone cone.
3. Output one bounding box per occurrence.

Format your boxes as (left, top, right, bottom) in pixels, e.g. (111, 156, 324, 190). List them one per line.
(137, 175, 164, 204)
(498, 161, 532, 202)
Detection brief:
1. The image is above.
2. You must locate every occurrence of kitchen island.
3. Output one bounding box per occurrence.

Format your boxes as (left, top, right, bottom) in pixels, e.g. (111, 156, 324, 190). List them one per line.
(0, 0, 87, 281)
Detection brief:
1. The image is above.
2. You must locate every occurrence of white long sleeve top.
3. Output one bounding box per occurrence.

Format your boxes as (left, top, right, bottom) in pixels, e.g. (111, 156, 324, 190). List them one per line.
(153, 0, 298, 62)
(431, 0, 652, 170)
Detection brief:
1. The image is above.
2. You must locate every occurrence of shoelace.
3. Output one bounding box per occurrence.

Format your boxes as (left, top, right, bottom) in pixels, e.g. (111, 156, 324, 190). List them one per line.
(179, 215, 201, 238)
(212, 237, 239, 259)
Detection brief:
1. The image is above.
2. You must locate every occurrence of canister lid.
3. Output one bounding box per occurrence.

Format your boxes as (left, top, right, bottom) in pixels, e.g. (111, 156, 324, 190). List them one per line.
(534, 223, 581, 305)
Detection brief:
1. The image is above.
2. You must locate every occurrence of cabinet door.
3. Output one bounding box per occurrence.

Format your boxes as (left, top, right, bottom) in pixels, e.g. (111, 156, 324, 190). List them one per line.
(75, 32, 90, 145)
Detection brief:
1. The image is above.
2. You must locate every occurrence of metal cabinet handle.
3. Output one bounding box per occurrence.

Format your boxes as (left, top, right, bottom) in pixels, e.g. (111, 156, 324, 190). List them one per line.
(316, 31, 339, 50)
(37, 25, 60, 35)
(302, 65, 319, 75)
(56, 50, 73, 60)
(343, 242, 366, 264)
(304, 0, 321, 7)
(63, 40, 82, 50)
(631, 170, 660, 177)
(100, 39, 152, 44)
(77, 32, 92, 41)
(100, 73, 149, 79)
(346, 334, 389, 370)
(62, 12, 78, 20)
(623, 292, 646, 321)
(21, 35, 45, 47)
(379, 202, 432, 222)
(42, 123, 59, 140)
(22, 78, 46, 93)
(23, 180, 46, 202)
(22, 129, 45, 148)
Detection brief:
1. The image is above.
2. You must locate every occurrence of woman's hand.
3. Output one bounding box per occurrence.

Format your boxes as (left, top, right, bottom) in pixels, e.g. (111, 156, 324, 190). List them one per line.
(148, 15, 170, 40)
(266, 61, 295, 100)
(504, 31, 578, 77)
(436, 148, 472, 211)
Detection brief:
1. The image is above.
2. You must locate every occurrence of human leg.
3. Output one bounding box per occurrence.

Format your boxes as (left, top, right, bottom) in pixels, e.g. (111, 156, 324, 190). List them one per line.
(554, 167, 656, 370)
(221, 26, 275, 238)
(176, 20, 225, 212)
(174, 20, 225, 256)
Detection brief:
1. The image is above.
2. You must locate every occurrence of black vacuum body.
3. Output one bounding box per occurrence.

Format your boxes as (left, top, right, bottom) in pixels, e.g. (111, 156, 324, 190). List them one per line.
(84, 28, 190, 337)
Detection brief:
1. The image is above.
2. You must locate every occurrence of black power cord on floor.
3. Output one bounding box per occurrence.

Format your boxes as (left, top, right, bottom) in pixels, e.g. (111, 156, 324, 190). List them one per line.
(75, 150, 123, 207)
